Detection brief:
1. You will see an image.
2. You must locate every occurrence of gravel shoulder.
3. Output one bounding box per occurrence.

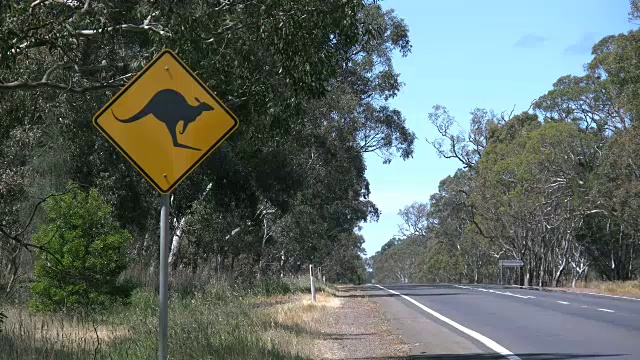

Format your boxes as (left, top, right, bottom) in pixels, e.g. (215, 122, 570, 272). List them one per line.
(312, 285, 410, 359)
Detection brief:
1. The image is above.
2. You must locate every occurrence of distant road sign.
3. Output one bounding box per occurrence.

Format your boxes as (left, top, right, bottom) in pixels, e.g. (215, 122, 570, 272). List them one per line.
(93, 49, 239, 193)
(499, 260, 524, 267)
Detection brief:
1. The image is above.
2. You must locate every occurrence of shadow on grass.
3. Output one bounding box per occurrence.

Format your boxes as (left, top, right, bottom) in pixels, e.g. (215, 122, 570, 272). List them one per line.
(342, 353, 625, 359)
(104, 331, 310, 360)
(0, 333, 91, 360)
(262, 319, 377, 342)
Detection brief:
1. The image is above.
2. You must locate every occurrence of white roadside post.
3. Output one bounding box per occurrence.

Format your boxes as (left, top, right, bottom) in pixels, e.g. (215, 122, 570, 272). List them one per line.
(158, 194, 170, 360)
(310, 264, 316, 303)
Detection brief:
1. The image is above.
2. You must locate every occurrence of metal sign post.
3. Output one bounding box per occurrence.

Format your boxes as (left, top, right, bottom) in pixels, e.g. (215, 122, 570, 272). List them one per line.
(158, 194, 170, 360)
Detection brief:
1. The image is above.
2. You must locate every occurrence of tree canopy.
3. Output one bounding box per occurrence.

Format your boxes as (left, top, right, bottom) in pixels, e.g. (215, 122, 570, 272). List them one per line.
(0, 0, 415, 292)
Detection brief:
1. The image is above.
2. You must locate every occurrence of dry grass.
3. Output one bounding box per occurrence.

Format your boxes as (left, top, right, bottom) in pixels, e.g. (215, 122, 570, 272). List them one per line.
(4, 306, 128, 344)
(259, 291, 340, 358)
(565, 280, 640, 298)
(0, 277, 331, 359)
(1, 305, 130, 359)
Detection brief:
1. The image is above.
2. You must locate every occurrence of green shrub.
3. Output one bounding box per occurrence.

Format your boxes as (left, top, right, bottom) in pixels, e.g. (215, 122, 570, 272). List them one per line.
(254, 278, 293, 296)
(29, 185, 134, 312)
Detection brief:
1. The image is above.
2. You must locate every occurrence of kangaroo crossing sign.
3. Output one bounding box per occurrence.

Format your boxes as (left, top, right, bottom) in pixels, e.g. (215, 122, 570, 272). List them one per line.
(93, 49, 239, 193)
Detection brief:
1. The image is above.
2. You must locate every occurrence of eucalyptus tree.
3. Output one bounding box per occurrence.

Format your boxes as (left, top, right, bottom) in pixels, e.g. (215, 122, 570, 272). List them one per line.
(1, 1, 416, 285)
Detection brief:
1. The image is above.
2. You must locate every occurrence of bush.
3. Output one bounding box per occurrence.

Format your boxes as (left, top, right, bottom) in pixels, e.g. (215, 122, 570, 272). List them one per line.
(254, 278, 293, 296)
(29, 185, 134, 312)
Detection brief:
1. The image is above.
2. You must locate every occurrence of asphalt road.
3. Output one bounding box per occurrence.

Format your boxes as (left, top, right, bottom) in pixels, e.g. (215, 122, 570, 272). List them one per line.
(367, 284, 640, 360)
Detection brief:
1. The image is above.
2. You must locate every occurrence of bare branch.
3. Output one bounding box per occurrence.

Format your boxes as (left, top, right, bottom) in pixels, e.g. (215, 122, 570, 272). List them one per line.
(1, 60, 129, 93)
(0, 188, 71, 265)
(30, 0, 83, 14)
(0, 226, 63, 266)
(13, 188, 73, 239)
(76, 23, 172, 37)
(30, 0, 47, 9)
(5, 39, 50, 58)
(42, 63, 63, 82)
(203, 21, 244, 42)
(0, 80, 123, 93)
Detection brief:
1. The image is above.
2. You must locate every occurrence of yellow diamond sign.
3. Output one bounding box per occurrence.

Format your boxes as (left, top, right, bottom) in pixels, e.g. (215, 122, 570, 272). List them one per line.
(93, 49, 239, 194)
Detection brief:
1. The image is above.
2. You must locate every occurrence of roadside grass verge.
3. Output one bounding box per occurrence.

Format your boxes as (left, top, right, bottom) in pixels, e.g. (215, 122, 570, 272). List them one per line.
(0, 275, 331, 359)
(567, 280, 640, 298)
(258, 291, 340, 356)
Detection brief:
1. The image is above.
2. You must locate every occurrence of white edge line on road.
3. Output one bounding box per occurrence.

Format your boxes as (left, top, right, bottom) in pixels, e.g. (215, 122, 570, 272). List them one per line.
(375, 285, 521, 360)
(455, 285, 535, 299)
(597, 308, 615, 313)
(576, 292, 639, 301)
(557, 301, 570, 304)
(505, 285, 640, 301)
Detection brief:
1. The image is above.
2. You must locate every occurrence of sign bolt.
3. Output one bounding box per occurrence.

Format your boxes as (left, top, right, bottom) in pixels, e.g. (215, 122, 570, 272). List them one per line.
(165, 66, 169, 71)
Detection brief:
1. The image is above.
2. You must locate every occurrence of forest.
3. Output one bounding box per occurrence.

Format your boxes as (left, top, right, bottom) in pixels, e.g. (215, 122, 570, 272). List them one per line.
(0, 0, 416, 294)
(372, 1, 640, 288)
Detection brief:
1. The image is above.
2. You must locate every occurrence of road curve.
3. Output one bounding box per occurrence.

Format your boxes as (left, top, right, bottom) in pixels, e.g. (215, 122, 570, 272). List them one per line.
(367, 284, 640, 360)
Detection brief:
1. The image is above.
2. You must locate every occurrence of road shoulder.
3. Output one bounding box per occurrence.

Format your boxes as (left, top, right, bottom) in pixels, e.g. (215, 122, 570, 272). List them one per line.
(366, 285, 487, 357)
(313, 285, 409, 359)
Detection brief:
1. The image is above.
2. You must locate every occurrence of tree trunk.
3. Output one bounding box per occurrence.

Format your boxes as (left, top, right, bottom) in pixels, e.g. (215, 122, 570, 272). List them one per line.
(216, 253, 225, 273)
(279, 251, 286, 278)
(257, 216, 271, 281)
(538, 255, 544, 287)
(141, 231, 152, 258)
(584, 266, 589, 285)
(552, 263, 565, 288)
(474, 266, 478, 284)
(168, 216, 186, 268)
(168, 183, 213, 268)
(4, 249, 20, 295)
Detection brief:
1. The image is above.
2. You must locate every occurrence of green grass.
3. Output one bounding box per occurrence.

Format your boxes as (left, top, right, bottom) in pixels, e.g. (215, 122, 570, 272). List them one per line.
(0, 276, 319, 359)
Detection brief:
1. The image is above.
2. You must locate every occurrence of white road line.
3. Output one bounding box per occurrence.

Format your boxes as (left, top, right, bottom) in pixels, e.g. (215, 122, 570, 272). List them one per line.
(582, 306, 588, 308)
(505, 285, 640, 301)
(455, 285, 535, 299)
(375, 285, 521, 360)
(557, 301, 570, 304)
(597, 308, 615, 313)
(577, 292, 639, 301)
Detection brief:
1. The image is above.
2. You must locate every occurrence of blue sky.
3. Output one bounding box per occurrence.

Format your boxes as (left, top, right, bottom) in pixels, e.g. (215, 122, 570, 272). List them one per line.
(360, 0, 637, 256)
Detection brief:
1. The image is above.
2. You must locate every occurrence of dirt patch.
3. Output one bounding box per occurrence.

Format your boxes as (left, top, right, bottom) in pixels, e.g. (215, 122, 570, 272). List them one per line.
(312, 286, 409, 359)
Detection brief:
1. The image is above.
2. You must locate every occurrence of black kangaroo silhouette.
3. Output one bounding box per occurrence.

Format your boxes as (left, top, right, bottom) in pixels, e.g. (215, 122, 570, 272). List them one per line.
(111, 88, 214, 151)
